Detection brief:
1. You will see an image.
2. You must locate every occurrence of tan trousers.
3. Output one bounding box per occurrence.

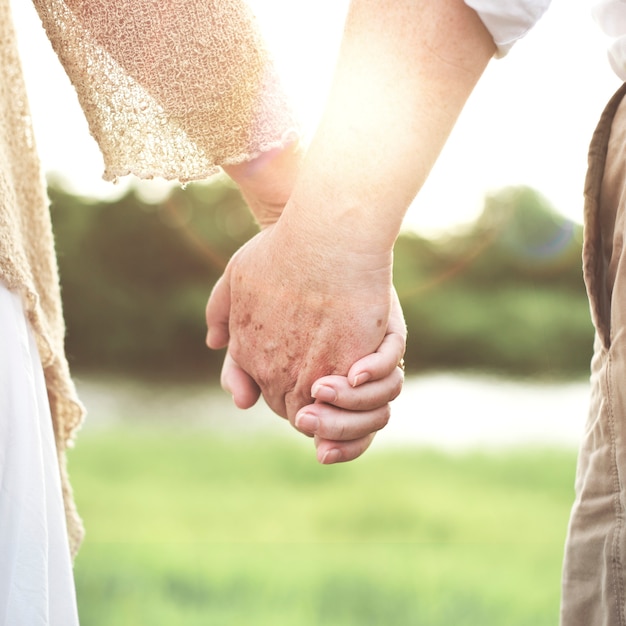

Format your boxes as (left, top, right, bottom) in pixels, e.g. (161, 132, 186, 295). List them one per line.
(561, 82, 626, 625)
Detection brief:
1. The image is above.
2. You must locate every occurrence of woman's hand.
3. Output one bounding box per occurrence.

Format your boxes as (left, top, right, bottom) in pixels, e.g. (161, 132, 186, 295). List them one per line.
(222, 142, 303, 229)
(297, 290, 406, 463)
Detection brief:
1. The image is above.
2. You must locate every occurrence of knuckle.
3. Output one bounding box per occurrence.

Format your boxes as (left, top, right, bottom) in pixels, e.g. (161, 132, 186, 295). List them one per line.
(390, 373, 404, 401)
(333, 420, 348, 441)
(267, 394, 288, 420)
(378, 405, 392, 430)
(319, 415, 348, 441)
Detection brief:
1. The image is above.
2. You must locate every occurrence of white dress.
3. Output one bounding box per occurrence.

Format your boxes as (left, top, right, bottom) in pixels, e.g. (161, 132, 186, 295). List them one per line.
(0, 285, 79, 626)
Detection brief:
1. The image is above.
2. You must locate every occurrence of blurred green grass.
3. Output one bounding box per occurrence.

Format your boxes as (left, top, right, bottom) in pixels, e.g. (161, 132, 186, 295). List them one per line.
(70, 428, 576, 625)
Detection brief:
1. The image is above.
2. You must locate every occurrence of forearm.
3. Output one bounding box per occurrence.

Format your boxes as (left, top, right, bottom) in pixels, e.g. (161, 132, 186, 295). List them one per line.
(35, 0, 298, 182)
(283, 0, 495, 255)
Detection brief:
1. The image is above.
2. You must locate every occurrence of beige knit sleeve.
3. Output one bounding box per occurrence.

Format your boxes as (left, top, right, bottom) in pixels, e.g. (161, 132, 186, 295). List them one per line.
(31, 0, 299, 183)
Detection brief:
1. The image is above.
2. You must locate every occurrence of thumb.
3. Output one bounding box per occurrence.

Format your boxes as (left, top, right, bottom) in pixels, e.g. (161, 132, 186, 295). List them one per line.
(221, 350, 261, 409)
(220, 352, 261, 409)
(205, 273, 231, 350)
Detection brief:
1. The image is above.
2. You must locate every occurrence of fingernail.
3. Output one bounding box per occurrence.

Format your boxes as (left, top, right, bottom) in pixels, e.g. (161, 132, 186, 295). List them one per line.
(311, 384, 337, 403)
(320, 449, 342, 465)
(295, 412, 319, 434)
(351, 372, 371, 387)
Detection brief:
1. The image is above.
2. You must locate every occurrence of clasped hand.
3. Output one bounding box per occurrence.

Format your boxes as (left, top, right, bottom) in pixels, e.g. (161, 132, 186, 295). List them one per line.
(206, 214, 406, 463)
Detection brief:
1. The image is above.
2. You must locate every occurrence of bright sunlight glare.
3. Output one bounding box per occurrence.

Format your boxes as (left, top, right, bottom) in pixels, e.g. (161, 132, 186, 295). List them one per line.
(12, 0, 622, 236)
(250, 0, 621, 235)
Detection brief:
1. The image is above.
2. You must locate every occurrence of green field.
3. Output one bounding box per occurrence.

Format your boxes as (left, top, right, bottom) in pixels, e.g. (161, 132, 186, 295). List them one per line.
(70, 428, 577, 625)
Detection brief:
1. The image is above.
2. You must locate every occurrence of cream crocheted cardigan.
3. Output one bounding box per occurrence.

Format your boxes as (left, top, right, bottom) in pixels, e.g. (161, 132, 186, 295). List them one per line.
(1, 0, 297, 557)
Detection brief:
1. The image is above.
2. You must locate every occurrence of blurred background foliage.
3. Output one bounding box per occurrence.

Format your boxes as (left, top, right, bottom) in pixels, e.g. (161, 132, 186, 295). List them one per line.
(49, 179, 593, 381)
(50, 179, 586, 625)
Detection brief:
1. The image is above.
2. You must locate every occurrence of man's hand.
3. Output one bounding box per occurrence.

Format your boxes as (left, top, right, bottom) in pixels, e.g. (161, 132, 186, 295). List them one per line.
(215, 289, 406, 463)
(205, 214, 394, 426)
(219, 143, 404, 463)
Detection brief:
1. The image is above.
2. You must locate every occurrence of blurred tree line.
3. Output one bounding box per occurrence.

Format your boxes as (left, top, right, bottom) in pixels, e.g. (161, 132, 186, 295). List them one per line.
(49, 180, 593, 381)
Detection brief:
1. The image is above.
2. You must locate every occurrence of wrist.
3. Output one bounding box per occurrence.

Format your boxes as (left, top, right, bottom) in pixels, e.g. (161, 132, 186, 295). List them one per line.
(223, 141, 303, 228)
(272, 202, 394, 296)
(283, 159, 404, 258)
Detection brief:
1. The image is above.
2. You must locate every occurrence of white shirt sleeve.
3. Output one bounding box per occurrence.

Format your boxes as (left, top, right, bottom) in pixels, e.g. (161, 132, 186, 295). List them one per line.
(464, 0, 552, 56)
(592, 0, 626, 80)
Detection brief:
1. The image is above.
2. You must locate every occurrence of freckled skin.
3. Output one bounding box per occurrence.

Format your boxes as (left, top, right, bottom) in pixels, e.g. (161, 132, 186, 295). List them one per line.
(238, 313, 252, 328)
(217, 226, 392, 423)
